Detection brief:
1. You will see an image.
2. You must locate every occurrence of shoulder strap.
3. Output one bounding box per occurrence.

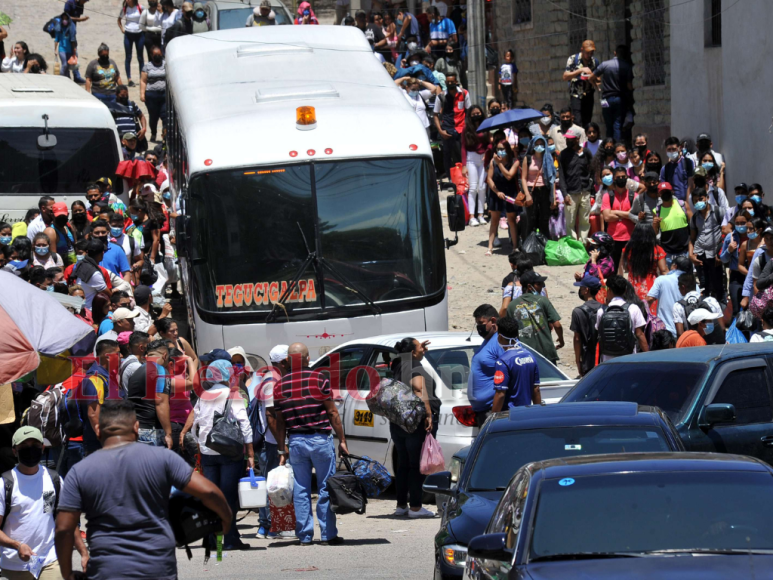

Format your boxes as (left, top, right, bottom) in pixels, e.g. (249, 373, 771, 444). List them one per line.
(2, 470, 13, 530)
(46, 468, 61, 513)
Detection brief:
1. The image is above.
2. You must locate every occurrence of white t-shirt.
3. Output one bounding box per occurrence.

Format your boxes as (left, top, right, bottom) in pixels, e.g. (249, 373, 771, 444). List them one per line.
(256, 373, 278, 445)
(77, 271, 107, 309)
(112, 232, 142, 264)
(672, 291, 722, 326)
(0, 467, 59, 572)
(595, 297, 647, 362)
(1, 56, 26, 73)
(26, 215, 48, 242)
(160, 9, 180, 40)
(132, 306, 153, 333)
(751, 330, 773, 343)
(403, 88, 432, 128)
(120, 4, 144, 33)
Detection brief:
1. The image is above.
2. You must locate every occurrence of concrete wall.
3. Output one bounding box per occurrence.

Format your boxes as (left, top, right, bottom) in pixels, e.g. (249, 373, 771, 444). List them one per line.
(489, 0, 670, 147)
(671, 0, 773, 191)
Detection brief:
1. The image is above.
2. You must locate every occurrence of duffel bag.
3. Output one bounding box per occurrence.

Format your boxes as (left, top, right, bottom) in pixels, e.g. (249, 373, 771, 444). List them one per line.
(366, 378, 425, 433)
(327, 455, 367, 515)
(348, 453, 392, 498)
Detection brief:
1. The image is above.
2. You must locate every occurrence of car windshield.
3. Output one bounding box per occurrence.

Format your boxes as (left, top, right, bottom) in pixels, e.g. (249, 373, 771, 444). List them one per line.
(187, 158, 445, 318)
(0, 128, 121, 194)
(424, 345, 568, 391)
(467, 426, 670, 491)
(530, 471, 773, 560)
(218, 6, 290, 28)
(562, 362, 708, 423)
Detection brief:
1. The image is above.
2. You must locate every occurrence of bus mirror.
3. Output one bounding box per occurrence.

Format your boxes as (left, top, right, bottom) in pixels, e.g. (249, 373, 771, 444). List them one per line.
(446, 195, 466, 233)
(37, 133, 57, 150)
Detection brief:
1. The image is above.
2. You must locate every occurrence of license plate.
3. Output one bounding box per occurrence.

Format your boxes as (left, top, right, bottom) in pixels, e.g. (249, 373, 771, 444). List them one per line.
(353, 410, 373, 427)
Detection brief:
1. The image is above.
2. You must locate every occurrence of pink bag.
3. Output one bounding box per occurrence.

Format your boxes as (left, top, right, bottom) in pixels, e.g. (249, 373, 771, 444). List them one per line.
(420, 434, 445, 475)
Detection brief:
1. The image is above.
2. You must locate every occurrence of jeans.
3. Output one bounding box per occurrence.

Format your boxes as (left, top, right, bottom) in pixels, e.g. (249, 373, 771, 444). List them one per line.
(695, 254, 725, 302)
(47, 440, 84, 478)
(665, 251, 689, 269)
(526, 185, 551, 238)
(145, 90, 167, 137)
(564, 191, 591, 242)
(138, 427, 165, 447)
(466, 150, 486, 217)
(58, 50, 85, 82)
(441, 130, 462, 179)
(601, 95, 624, 142)
(729, 271, 745, 316)
(289, 433, 337, 543)
(501, 84, 513, 109)
(93, 92, 116, 106)
(123, 31, 145, 79)
(611, 239, 628, 274)
(570, 93, 595, 129)
(257, 442, 279, 529)
(201, 453, 244, 546)
(390, 422, 426, 508)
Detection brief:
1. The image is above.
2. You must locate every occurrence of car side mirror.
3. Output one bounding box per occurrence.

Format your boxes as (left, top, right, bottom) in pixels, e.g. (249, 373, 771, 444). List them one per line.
(423, 471, 453, 496)
(467, 533, 511, 562)
(699, 403, 736, 429)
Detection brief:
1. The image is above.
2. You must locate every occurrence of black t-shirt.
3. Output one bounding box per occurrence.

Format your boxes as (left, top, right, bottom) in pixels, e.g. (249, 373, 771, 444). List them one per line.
(364, 24, 389, 60)
(569, 299, 602, 375)
(140, 218, 159, 254)
(127, 362, 170, 429)
(558, 148, 593, 194)
(502, 270, 517, 288)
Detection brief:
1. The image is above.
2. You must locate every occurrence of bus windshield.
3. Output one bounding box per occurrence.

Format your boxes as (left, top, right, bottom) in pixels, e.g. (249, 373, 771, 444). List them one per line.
(0, 128, 120, 194)
(187, 157, 445, 318)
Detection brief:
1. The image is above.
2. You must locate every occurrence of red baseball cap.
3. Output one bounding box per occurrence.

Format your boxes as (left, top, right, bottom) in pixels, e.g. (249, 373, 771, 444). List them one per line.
(52, 202, 68, 217)
(657, 182, 673, 192)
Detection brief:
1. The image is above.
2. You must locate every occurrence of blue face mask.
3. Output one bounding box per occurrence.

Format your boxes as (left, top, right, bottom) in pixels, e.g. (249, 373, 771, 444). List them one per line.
(130, 214, 140, 222)
(694, 201, 707, 211)
(76, 254, 85, 262)
(519, 137, 531, 147)
(751, 195, 762, 204)
(748, 231, 759, 240)
(0, 236, 10, 245)
(704, 322, 715, 335)
(496, 150, 506, 158)
(396, 18, 403, 28)
(735, 225, 747, 235)
(702, 162, 714, 171)
(682, 148, 688, 156)
(45, 285, 54, 292)
(9, 259, 28, 269)
(747, 209, 755, 217)
(34, 246, 48, 256)
(602, 175, 614, 187)
(666, 151, 679, 161)
(163, 192, 171, 200)
(409, 90, 419, 98)
(534, 145, 545, 154)
(736, 195, 747, 205)
(548, 144, 556, 153)
(110, 227, 123, 238)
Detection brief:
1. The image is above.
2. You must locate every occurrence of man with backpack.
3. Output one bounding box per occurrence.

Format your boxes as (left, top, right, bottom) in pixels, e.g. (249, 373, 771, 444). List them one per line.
(660, 136, 694, 203)
(570, 275, 603, 377)
(689, 187, 724, 301)
(676, 308, 722, 348)
(674, 272, 725, 344)
(562, 40, 599, 128)
(506, 271, 564, 365)
(80, 340, 122, 456)
(595, 275, 649, 361)
(1, 426, 88, 580)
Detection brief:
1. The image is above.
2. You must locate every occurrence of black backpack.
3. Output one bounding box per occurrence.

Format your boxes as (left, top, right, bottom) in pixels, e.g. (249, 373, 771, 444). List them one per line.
(2, 468, 61, 531)
(577, 301, 602, 370)
(42, 18, 58, 39)
(606, 188, 636, 210)
(598, 302, 636, 356)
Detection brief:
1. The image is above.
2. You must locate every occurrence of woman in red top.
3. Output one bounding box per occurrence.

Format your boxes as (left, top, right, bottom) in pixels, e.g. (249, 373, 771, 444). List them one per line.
(601, 165, 638, 271)
(462, 105, 490, 227)
(622, 222, 668, 314)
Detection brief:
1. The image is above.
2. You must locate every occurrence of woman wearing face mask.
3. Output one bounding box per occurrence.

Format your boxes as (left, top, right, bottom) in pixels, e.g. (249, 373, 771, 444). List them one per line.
(621, 223, 668, 313)
(32, 233, 63, 268)
(487, 140, 528, 255)
(601, 166, 637, 272)
(85, 44, 121, 105)
(0, 223, 11, 247)
(159, 0, 179, 46)
(748, 184, 771, 224)
(583, 122, 601, 157)
(140, 45, 166, 143)
(396, 76, 439, 136)
(117, 0, 145, 87)
(462, 105, 491, 227)
(70, 201, 91, 240)
(520, 135, 555, 238)
(699, 151, 725, 193)
(613, 143, 636, 179)
(645, 152, 663, 176)
(140, 0, 162, 60)
(591, 137, 615, 186)
(546, 137, 566, 240)
(128, 198, 160, 263)
(720, 210, 752, 316)
(746, 217, 766, 266)
(50, 206, 77, 266)
(628, 149, 644, 180)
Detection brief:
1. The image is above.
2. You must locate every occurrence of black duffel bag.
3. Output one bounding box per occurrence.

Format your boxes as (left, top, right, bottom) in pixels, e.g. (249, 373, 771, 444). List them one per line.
(327, 455, 367, 515)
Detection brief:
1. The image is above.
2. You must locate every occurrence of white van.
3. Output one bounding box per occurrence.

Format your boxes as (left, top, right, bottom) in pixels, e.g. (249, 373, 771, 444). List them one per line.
(0, 75, 123, 224)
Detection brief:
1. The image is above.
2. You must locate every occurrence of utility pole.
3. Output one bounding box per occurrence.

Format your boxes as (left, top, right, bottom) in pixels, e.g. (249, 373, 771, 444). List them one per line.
(466, 0, 487, 109)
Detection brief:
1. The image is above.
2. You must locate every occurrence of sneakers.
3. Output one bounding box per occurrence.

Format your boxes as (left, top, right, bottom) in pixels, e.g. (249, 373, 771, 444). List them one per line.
(256, 527, 277, 539)
(469, 217, 480, 227)
(394, 506, 409, 516)
(127, 80, 136, 87)
(408, 507, 436, 519)
(321, 536, 345, 546)
(500, 217, 508, 230)
(223, 539, 252, 550)
(479, 215, 488, 225)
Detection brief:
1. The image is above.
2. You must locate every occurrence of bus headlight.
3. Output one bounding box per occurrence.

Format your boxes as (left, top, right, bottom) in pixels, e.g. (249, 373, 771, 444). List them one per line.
(443, 544, 468, 567)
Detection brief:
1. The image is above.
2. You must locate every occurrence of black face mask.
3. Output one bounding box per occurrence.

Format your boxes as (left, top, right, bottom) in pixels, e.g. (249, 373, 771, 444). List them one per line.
(694, 177, 706, 188)
(72, 213, 87, 224)
(490, 108, 501, 115)
(471, 115, 483, 123)
(636, 145, 647, 155)
(117, 95, 129, 105)
(94, 235, 109, 249)
(646, 185, 658, 195)
(98, 55, 109, 65)
(152, 55, 162, 64)
(661, 190, 673, 202)
(17, 446, 43, 468)
(560, 120, 572, 130)
(614, 176, 628, 188)
(604, 148, 614, 156)
(645, 162, 661, 173)
(476, 324, 490, 339)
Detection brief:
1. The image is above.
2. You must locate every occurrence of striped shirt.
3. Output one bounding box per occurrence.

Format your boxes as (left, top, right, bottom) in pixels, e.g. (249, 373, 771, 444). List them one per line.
(273, 369, 332, 433)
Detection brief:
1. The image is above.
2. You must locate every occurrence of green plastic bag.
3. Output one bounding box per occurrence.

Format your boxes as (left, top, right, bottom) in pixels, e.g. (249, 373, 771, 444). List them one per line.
(544, 236, 589, 266)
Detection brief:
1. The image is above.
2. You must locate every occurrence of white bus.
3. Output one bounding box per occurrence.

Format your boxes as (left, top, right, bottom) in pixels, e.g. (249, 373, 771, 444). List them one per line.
(165, 26, 448, 365)
(0, 75, 123, 223)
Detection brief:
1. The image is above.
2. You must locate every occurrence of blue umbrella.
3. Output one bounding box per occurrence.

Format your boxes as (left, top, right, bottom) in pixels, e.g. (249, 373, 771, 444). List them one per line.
(477, 108, 544, 133)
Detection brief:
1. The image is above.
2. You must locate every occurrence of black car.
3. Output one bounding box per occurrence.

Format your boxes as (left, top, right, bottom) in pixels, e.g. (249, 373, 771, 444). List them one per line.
(424, 402, 684, 579)
(466, 453, 773, 579)
(561, 343, 773, 465)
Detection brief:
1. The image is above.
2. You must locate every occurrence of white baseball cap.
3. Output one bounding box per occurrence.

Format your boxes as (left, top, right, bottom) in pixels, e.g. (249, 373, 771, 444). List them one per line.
(269, 344, 289, 363)
(227, 346, 252, 372)
(687, 308, 721, 326)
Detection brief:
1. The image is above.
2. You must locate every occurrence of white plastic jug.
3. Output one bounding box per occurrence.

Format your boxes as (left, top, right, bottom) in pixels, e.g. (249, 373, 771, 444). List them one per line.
(238, 468, 267, 509)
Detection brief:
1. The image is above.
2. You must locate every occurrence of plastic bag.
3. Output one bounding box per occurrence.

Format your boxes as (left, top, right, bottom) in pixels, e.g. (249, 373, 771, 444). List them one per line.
(420, 434, 445, 475)
(366, 378, 425, 433)
(725, 318, 748, 344)
(544, 236, 590, 266)
(736, 309, 755, 332)
(266, 464, 294, 508)
(522, 230, 547, 266)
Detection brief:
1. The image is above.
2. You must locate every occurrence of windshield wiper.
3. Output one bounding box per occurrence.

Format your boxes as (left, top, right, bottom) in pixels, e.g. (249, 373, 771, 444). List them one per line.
(530, 552, 646, 562)
(317, 256, 381, 316)
(643, 548, 773, 556)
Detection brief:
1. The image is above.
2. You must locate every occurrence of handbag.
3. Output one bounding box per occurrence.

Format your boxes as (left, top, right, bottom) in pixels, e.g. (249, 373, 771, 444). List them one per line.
(327, 455, 367, 515)
(205, 396, 245, 460)
(168, 490, 223, 561)
(348, 454, 392, 498)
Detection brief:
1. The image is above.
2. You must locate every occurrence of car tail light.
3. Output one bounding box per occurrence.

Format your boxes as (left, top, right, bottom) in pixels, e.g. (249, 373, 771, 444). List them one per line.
(452, 405, 476, 427)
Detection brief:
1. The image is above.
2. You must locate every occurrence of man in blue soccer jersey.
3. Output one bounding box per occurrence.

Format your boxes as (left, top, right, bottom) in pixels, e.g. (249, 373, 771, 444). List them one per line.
(491, 316, 541, 412)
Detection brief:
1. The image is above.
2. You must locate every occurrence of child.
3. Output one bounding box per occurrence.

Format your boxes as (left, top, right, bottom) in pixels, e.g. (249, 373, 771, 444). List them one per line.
(499, 49, 517, 110)
(751, 305, 773, 342)
(583, 122, 601, 157)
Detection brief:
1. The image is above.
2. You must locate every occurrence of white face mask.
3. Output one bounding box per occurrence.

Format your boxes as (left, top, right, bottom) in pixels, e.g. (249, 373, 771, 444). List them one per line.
(540, 116, 552, 127)
(502, 336, 519, 347)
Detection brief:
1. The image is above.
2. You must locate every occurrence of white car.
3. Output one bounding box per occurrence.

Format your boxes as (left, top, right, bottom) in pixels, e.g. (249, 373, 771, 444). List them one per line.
(310, 332, 576, 474)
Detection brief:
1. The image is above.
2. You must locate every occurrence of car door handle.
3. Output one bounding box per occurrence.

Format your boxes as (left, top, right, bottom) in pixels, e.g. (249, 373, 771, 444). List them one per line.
(761, 436, 773, 446)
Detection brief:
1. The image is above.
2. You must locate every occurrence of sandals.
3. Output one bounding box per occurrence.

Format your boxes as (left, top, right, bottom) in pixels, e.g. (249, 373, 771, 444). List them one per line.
(485, 250, 493, 256)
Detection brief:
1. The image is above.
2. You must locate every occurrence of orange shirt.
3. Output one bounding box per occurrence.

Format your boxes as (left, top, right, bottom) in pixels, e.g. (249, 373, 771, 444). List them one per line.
(676, 330, 706, 348)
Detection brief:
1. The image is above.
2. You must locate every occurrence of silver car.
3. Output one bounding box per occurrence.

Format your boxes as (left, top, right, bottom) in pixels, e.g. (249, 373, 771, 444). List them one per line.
(205, 0, 293, 29)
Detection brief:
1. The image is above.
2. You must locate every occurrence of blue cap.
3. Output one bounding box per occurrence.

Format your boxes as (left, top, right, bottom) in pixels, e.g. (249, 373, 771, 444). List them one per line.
(199, 348, 232, 364)
(574, 275, 601, 290)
